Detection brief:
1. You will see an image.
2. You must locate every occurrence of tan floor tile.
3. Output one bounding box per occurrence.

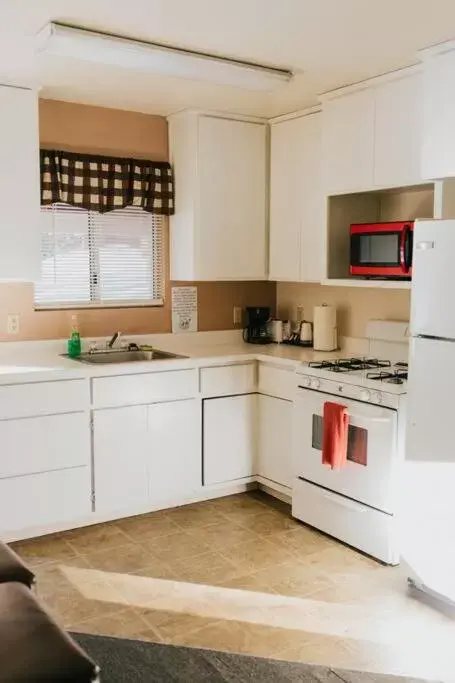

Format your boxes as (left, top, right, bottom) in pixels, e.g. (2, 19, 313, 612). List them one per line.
(222, 538, 294, 574)
(210, 492, 270, 513)
(140, 530, 212, 563)
(242, 561, 335, 598)
(115, 513, 182, 542)
(70, 607, 152, 638)
(11, 535, 80, 566)
(186, 520, 261, 550)
(166, 550, 239, 586)
(164, 504, 229, 530)
(268, 525, 337, 560)
(136, 608, 220, 641)
(175, 618, 316, 658)
(61, 523, 130, 555)
(131, 558, 176, 580)
(216, 572, 276, 594)
(84, 542, 161, 574)
(300, 544, 381, 576)
(234, 510, 300, 536)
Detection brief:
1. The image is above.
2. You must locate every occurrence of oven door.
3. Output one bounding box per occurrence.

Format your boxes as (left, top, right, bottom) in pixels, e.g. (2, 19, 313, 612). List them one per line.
(350, 222, 413, 278)
(293, 388, 398, 513)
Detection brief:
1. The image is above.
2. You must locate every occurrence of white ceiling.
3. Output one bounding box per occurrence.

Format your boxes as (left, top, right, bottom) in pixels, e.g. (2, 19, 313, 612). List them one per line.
(2, 0, 455, 118)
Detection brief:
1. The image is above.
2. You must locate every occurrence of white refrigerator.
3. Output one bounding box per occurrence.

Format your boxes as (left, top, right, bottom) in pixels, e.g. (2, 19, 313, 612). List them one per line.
(403, 218, 455, 605)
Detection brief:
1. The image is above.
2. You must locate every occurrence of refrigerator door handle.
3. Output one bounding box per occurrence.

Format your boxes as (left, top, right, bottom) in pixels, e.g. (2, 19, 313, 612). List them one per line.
(416, 240, 435, 251)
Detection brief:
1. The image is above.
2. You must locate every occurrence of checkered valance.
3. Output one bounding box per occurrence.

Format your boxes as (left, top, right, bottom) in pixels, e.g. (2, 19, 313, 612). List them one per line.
(40, 149, 174, 215)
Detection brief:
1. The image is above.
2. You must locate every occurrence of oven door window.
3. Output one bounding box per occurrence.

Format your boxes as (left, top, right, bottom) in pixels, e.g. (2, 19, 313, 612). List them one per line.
(351, 232, 399, 267)
(312, 414, 368, 466)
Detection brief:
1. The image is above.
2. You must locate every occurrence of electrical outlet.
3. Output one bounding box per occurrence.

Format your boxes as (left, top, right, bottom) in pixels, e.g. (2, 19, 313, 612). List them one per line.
(233, 306, 242, 325)
(7, 315, 20, 335)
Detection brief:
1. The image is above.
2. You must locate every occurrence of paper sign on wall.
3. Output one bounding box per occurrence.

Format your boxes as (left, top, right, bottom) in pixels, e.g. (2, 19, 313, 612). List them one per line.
(171, 286, 198, 333)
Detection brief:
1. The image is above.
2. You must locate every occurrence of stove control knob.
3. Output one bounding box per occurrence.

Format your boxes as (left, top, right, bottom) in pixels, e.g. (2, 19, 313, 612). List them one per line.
(311, 378, 321, 390)
(360, 389, 371, 402)
(302, 376, 311, 388)
(371, 391, 382, 404)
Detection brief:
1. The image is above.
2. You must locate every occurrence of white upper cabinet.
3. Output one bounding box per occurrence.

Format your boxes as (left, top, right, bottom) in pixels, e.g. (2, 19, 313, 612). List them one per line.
(169, 112, 267, 280)
(322, 88, 375, 194)
(0, 86, 40, 281)
(321, 68, 423, 194)
(269, 112, 324, 282)
(420, 42, 455, 180)
(374, 72, 422, 188)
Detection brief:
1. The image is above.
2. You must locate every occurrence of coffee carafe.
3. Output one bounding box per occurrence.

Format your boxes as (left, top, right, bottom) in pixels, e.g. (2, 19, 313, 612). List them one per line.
(243, 307, 272, 344)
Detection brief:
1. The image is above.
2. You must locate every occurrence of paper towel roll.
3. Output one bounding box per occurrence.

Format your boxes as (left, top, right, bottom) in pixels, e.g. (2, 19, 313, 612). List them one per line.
(313, 305, 338, 351)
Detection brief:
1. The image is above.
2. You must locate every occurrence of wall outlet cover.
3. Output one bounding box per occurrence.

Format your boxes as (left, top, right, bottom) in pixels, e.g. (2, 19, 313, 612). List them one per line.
(7, 315, 20, 335)
(233, 306, 242, 325)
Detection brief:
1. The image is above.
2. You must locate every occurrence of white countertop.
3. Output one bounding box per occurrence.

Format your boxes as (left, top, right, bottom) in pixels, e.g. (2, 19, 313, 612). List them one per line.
(0, 331, 363, 385)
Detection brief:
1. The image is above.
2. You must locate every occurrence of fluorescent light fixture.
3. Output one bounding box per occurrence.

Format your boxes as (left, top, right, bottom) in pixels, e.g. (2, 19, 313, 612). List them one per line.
(36, 22, 293, 91)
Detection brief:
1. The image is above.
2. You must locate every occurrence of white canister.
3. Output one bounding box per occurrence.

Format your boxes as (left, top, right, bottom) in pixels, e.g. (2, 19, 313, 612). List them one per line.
(313, 305, 338, 351)
(269, 319, 283, 343)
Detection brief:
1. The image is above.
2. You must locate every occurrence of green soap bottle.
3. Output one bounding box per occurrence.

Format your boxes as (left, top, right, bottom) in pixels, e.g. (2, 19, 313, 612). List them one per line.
(68, 315, 81, 358)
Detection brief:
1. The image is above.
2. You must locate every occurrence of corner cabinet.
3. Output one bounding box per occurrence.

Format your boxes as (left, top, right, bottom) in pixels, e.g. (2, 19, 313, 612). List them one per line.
(269, 111, 324, 282)
(0, 86, 40, 281)
(321, 68, 422, 194)
(420, 41, 455, 180)
(169, 112, 267, 280)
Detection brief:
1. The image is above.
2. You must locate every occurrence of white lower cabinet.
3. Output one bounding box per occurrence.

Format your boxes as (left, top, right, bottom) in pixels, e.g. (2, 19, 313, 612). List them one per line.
(257, 395, 293, 489)
(94, 405, 149, 515)
(148, 399, 201, 504)
(94, 399, 202, 516)
(203, 394, 256, 485)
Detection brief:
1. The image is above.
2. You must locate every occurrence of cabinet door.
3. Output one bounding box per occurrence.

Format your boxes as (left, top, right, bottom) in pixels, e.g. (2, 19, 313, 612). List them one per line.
(258, 395, 292, 489)
(148, 399, 201, 504)
(93, 405, 148, 514)
(0, 86, 39, 281)
(203, 395, 256, 485)
(197, 117, 267, 279)
(322, 89, 375, 193)
(299, 113, 325, 282)
(269, 118, 302, 281)
(421, 50, 455, 180)
(374, 73, 422, 188)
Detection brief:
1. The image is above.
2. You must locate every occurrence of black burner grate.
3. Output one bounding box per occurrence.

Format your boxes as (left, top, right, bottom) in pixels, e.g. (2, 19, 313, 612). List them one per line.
(309, 358, 392, 372)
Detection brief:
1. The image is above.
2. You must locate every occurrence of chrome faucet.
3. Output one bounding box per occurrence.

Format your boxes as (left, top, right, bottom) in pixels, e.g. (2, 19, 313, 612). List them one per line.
(107, 331, 121, 349)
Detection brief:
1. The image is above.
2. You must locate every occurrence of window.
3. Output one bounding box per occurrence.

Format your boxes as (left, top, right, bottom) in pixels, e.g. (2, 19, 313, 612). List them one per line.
(35, 204, 165, 308)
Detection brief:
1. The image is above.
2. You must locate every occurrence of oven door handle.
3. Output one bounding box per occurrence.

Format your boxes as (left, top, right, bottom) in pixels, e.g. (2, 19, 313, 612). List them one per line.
(347, 413, 391, 424)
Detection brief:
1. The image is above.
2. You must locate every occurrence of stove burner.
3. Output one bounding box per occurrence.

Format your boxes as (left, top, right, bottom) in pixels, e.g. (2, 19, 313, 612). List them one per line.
(309, 358, 392, 372)
(366, 369, 408, 384)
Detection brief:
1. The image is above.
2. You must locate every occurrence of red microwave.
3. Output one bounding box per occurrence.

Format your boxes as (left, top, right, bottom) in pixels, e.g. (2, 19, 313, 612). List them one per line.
(350, 221, 414, 279)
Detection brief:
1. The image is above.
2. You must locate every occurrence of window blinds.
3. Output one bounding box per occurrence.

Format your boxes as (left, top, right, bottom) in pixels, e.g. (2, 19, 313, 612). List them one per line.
(35, 204, 165, 308)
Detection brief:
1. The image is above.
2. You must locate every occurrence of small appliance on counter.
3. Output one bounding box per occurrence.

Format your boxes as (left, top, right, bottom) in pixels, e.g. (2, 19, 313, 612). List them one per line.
(313, 304, 338, 351)
(350, 220, 414, 280)
(243, 306, 272, 344)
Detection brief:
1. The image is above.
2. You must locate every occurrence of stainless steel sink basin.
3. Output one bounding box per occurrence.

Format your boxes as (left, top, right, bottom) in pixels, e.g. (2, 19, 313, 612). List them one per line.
(67, 349, 187, 364)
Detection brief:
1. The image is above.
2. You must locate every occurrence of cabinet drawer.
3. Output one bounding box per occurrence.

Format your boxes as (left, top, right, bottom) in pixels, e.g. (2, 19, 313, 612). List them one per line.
(292, 478, 397, 564)
(201, 363, 256, 397)
(0, 467, 91, 537)
(0, 413, 90, 479)
(92, 369, 198, 408)
(0, 380, 88, 420)
(258, 364, 296, 401)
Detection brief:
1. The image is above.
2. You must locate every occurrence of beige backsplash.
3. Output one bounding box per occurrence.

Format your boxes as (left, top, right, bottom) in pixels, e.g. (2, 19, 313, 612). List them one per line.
(277, 283, 410, 339)
(0, 281, 276, 342)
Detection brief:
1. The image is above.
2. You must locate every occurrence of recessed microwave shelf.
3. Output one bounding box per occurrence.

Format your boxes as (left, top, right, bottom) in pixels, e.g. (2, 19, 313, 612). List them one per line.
(322, 278, 411, 290)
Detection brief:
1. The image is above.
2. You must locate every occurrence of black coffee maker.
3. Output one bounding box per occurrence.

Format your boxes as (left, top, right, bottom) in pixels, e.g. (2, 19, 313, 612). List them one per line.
(243, 307, 272, 344)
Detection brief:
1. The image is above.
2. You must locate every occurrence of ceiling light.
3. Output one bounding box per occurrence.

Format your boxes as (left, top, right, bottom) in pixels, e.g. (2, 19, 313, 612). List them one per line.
(36, 23, 293, 91)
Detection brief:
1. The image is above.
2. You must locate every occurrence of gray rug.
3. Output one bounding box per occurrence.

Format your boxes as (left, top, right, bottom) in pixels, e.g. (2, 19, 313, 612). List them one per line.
(73, 632, 430, 683)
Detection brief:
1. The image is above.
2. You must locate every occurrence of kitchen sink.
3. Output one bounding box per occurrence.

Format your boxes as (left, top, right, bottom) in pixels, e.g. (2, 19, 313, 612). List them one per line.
(67, 349, 187, 364)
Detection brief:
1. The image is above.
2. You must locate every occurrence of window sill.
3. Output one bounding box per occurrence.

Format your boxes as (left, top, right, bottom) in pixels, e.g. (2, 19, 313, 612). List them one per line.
(35, 299, 164, 311)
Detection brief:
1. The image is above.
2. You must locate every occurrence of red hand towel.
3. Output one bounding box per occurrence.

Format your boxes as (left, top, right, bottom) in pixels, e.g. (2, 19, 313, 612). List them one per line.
(322, 401, 349, 470)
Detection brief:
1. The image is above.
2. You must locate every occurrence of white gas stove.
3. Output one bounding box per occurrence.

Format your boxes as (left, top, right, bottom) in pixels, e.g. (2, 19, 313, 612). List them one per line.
(292, 355, 407, 565)
(297, 357, 407, 409)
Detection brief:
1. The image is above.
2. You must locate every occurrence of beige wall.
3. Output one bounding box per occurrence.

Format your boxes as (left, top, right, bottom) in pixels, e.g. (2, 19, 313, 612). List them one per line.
(0, 99, 275, 341)
(277, 283, 410, 339)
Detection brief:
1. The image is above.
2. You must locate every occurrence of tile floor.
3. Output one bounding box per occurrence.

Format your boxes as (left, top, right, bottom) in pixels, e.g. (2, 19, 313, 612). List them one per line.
(11, 492, 455, 680)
